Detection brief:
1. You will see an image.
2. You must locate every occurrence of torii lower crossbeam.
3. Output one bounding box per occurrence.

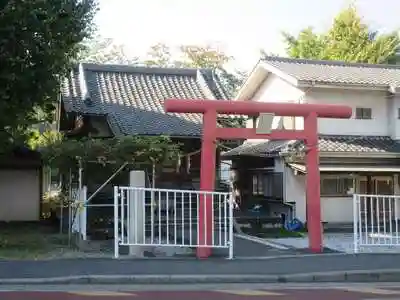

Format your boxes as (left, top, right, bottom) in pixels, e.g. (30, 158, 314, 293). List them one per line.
(165, 99, 352, 259)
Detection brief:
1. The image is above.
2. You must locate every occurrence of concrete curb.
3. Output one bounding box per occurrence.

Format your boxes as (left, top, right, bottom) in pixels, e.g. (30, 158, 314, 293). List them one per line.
(2, 269, 400, 284)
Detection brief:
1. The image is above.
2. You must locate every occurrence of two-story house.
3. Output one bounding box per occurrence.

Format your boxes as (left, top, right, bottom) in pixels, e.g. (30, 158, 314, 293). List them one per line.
(223, 56, 400, 224)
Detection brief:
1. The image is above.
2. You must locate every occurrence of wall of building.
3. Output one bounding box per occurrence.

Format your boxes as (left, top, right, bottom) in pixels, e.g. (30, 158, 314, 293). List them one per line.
(305, 88, 389, 136)
(388, 95, 400, 140)
(246, 74, 304, 142)
(276, 158, 354, 223)
(0, 169, 41, 221)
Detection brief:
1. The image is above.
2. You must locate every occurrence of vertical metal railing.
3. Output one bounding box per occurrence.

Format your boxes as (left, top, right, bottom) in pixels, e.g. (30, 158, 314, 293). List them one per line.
(353, 194, 400, 253)
(113, 186, 233, 259)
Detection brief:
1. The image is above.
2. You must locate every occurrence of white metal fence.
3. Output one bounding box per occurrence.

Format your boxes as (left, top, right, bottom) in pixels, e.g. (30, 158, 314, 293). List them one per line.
(113, 186, 234, 259)
(353, 194, 400, 253)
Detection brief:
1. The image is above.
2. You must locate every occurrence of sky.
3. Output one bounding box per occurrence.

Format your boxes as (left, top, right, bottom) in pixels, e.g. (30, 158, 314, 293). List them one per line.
(96, 0, 400, 71)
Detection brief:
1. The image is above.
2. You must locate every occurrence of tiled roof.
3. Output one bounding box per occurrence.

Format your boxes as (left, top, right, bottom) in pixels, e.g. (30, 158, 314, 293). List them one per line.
(61, 63, 230, 136)
(316, 135, 400, 153)
(222, 135, 400, 157)
(222, 140, 294, 157)
(262, 56, 400, 88)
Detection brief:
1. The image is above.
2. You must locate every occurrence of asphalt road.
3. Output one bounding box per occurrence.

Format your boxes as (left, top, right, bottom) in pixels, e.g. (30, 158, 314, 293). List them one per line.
(2, 284, 400, 300)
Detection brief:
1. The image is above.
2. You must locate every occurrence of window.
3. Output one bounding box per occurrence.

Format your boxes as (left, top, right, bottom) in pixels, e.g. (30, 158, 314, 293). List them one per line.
(355, 107, 372, 119)
(252, 172, 283, 199)
(359, 176, 394, 195)
(252, 174, 264, 195)
(264, 173, 283, 199)
(320, 175, 353, 196)
(397, 108, 400, 119)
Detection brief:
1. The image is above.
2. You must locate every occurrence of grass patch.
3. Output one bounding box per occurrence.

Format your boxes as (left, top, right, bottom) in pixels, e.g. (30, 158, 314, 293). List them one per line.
(0, 222, 70, 259)
(242, 227, 306, 238)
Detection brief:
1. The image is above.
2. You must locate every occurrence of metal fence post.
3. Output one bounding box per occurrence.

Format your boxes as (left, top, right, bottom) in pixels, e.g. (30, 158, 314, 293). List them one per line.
(114, 186, 119, 259)
(228, 194, 234, 259)
(353, 194, 359, 254)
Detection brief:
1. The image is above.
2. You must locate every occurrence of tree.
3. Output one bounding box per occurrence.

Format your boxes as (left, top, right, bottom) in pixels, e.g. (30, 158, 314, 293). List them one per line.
(0, 0, 98, 151)
(78, 35, 138, 65)
(282, 5, 400, 64)
(143, 43, 245, 97)
(143, 43, 174, 67)
(177, 45, 231, 68)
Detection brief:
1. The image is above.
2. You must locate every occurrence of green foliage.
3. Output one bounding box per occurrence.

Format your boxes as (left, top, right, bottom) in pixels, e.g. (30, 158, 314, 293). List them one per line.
(0, 0, 97, 149)
(143, 43, 245, 96)
(28, 130, 64, 150)
(143, 43, 175, 67)
(282, 5, 400, 63)
(35, 131, 181, 173)
(77, 35, 138, 65)
(176, 45, 232, 68)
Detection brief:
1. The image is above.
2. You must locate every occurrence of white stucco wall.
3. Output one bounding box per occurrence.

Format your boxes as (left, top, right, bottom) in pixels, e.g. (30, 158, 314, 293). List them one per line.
(277, 155, 354, 223)
(305, 88, 389, 136)
(321, 197, 353, 223)
(388, 95, 400, 140)
(246, 75, 395, 137)
(246, 74, 304, 142)
(283, 166, 354, 223)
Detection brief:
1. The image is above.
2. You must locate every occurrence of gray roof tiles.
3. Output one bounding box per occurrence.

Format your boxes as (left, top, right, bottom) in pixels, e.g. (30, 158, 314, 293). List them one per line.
(317, 135, 400, 153)
(61, 63, 230, 136)
(222, 140, 294, 157)
(262, 56, 400, 88)
(222, 135, 400, 157)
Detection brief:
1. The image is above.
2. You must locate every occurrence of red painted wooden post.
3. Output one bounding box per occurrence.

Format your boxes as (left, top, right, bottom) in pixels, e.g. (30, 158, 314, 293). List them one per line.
(165, 99, 351, 258)
(304, 112, 322, 252)
(198, 109, 217, 258)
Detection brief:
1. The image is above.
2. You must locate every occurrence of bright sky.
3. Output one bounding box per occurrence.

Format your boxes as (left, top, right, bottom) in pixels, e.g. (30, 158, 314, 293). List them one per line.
(96, 0, 400, 71)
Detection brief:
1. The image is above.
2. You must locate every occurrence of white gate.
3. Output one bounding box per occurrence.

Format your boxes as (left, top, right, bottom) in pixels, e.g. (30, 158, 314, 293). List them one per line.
(353, 194, 400, 253)
(113, 186, 234, 259)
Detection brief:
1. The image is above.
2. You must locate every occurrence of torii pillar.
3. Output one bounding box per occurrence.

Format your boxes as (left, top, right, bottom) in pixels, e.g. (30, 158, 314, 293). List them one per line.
(165, 99, 352, 259)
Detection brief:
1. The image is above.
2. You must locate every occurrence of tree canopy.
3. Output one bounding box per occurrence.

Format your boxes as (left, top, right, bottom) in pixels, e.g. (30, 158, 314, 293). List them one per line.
(77, 35, 138, 65)
(143, 43, 246, 98)
(31, 132, 180, 174)
(0, 0, 98, 151)
(281, 5, 400, 64)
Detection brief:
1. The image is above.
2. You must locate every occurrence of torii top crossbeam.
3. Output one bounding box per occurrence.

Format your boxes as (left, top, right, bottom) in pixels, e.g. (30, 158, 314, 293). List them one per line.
(165, 99, 352, 140)
(165, 99, 352, 118)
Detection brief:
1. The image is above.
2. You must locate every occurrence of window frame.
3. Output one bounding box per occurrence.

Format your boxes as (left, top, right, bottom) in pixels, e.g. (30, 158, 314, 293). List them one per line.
(355, 107, 372, 120)
(252, 173, 264, 195)
(251, 172, 284, 199)
(320, 174, 354, 197)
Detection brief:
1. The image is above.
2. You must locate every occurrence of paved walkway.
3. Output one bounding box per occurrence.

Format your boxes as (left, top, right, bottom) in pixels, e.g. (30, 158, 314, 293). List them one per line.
(267, 233, 400, 253)
(1, 253, 400, 279)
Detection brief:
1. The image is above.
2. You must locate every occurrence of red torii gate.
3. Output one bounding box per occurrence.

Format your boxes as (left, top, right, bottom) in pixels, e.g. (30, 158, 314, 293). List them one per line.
(165, 99, 352, 259)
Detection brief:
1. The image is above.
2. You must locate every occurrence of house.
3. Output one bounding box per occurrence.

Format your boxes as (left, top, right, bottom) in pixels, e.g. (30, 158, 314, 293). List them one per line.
(59, 63, 231, 181)
(58, 63, 234, 235)
(223, 56, 400, 224)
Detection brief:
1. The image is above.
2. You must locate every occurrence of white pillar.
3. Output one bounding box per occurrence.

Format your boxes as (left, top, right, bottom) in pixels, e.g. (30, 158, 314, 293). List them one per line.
(81, 186, 87, 241)
(394, 174, 400, 220)
(129, 170, 146, 256)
